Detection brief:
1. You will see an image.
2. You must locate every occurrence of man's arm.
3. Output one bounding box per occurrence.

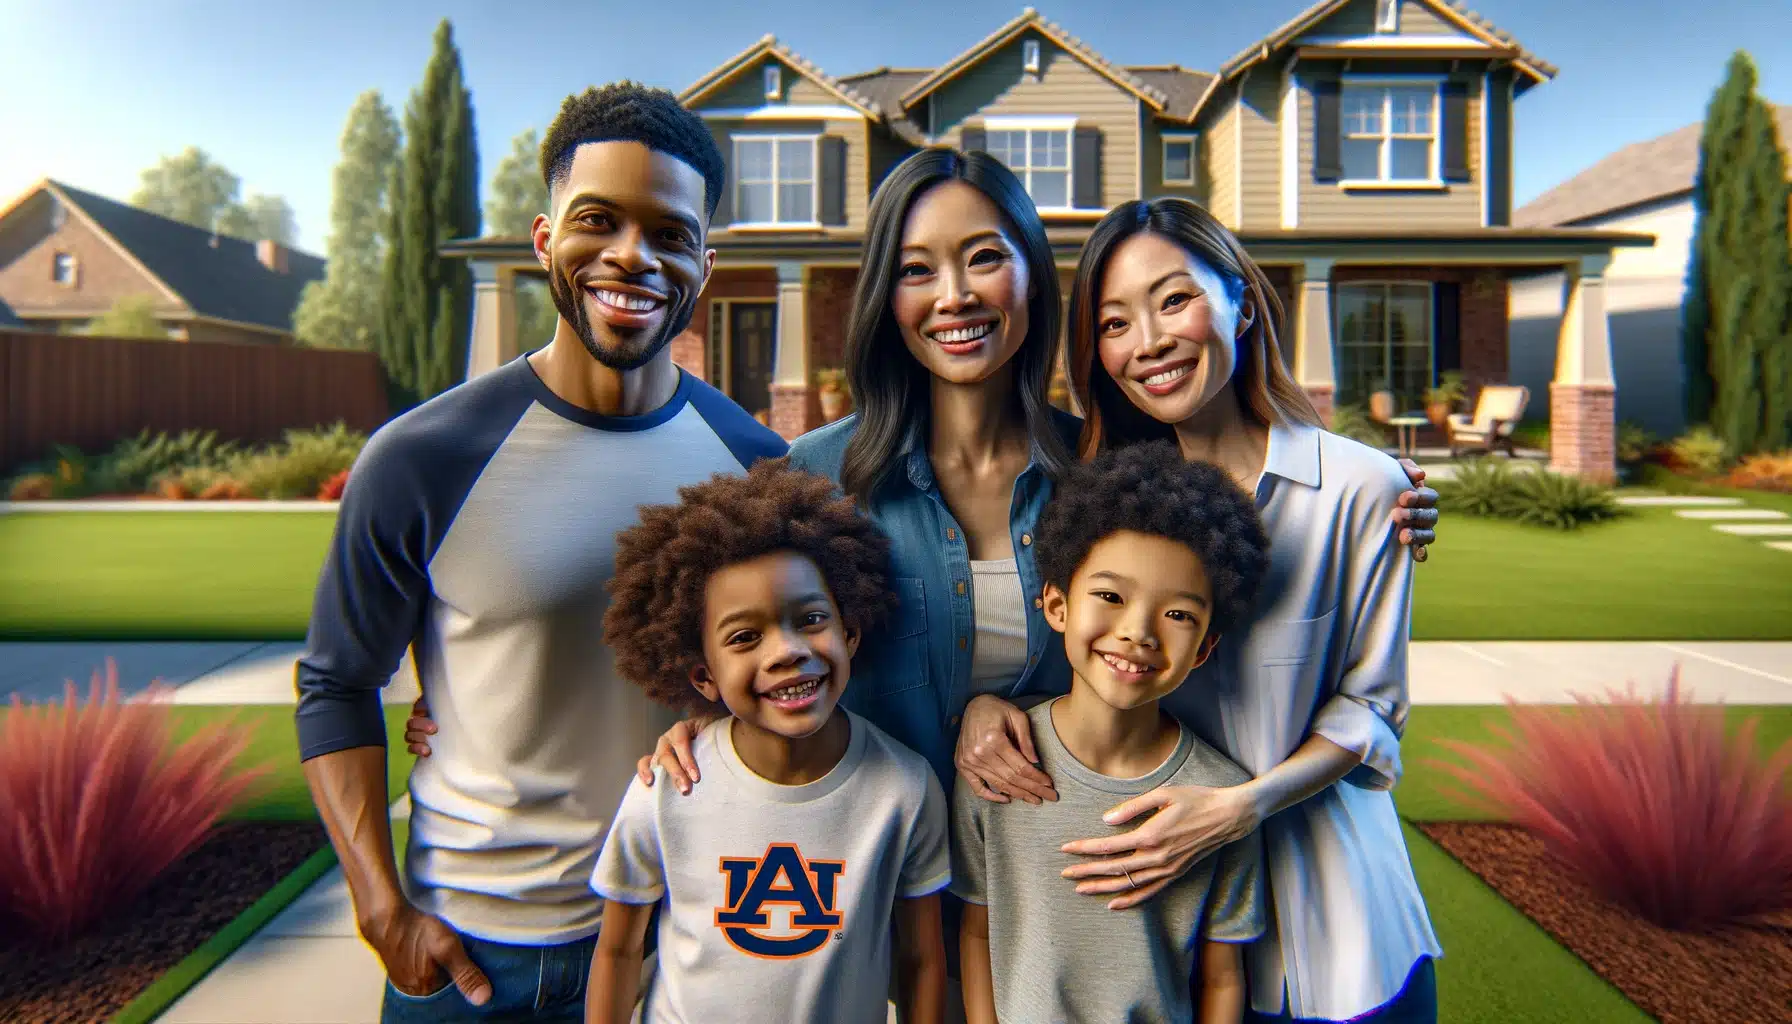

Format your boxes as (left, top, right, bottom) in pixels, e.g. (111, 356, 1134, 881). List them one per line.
(958, 902, 998, 1024)
(585, 901, 656, 1024)
(1196, 940, 1247, 1024)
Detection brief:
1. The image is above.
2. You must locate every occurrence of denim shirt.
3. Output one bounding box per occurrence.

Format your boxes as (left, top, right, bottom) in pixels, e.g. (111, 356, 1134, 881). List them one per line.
(787, 410, 1081, 790)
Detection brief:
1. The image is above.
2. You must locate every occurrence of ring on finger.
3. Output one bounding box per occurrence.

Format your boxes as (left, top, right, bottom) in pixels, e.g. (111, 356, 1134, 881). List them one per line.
(1122, 868, 1137, 889)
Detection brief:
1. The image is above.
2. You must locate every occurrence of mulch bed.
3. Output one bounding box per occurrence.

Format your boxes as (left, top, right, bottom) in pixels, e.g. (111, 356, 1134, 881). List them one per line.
(1419, 821, 1792, 1024)
(0, 821, 326, 1024)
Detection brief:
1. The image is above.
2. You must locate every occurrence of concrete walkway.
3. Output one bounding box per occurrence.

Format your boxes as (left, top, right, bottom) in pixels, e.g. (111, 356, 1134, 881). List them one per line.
(6, 639, 1790, 1023)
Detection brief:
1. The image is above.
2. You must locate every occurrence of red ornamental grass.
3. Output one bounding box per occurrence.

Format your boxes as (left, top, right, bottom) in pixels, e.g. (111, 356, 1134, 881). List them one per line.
(0, 660, 272, 945)
(1427, 665, 1792, 932)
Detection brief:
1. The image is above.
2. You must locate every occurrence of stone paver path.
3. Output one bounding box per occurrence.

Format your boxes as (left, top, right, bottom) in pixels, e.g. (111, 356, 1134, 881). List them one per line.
(1621, 492, 1792, 556)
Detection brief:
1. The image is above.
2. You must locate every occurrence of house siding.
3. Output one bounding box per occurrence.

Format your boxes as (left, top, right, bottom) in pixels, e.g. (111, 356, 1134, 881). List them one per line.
(1236, 72, 1281, 230)
(1299, 0, 1460, 39)
(1141, 113, 1205, 202)
(930, 31, 1140, 207)
(1203, 99, 1239, 225)
(705, 117, 871, 231)
(0, 192, 182, 320)
(1295, 70, 1484, 229)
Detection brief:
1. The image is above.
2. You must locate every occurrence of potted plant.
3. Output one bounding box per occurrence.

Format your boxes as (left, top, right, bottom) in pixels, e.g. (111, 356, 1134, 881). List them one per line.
(1368, 379, 1396, 423)
(1425, 371, 1466, 430)
(816, 368, 851, 423)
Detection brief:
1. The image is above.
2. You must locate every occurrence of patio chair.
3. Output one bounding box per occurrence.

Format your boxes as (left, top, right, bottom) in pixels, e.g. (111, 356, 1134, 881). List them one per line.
(1447, 385, 1530, 458)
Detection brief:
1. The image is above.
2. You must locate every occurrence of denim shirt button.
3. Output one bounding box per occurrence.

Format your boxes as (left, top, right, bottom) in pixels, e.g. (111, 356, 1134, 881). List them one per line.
(1034, 597, 1043, 609)
(946, 528, 957, 541)
(1021, 533, 1032, 546)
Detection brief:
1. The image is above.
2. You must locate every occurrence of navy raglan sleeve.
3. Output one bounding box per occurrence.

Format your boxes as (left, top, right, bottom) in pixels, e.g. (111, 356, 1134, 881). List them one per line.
(685, 376, 790, 468)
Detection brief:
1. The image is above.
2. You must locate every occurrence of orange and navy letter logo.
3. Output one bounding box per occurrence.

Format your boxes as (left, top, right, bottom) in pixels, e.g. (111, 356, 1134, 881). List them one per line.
(713, 844, 845, 959)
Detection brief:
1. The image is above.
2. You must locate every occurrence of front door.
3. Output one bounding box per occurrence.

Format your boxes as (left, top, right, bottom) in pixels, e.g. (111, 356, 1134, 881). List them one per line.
(729, 302, 777, 420)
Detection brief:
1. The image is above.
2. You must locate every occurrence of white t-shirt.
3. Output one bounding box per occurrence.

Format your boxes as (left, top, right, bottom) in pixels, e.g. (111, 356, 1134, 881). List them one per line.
(591, 710, 951, 1024)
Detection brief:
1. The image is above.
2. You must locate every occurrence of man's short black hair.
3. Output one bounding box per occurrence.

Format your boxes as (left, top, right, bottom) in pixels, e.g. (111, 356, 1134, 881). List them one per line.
(1035, 441, 1271, 636)
(540, 81, 726, 220)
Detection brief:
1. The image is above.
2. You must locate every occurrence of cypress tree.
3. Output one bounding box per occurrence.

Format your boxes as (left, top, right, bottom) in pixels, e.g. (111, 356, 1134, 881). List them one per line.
(1680, 56, 1749, 427)
(378, 19, 481, 409)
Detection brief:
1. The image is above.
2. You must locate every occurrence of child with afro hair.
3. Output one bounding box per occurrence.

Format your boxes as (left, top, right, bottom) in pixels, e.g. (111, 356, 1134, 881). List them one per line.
(586, 458, 951, 1024)
(952, 441, 1273, 1024)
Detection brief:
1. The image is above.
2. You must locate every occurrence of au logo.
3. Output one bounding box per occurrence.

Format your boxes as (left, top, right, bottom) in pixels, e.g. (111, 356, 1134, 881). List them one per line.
(714, 843, 845, 958)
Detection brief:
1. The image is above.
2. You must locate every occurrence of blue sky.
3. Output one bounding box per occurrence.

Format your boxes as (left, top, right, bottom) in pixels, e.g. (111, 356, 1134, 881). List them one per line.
(2, 0, 1786, 252)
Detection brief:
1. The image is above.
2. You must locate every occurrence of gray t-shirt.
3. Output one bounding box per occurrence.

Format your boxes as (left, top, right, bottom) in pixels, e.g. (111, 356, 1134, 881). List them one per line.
(592, 710, 951, 1024)
(950, 699, 1267, 1024)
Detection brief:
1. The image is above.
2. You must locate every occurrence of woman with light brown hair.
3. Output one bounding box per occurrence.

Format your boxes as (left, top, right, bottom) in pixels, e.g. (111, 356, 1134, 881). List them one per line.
(957, 197, 1442, 1023)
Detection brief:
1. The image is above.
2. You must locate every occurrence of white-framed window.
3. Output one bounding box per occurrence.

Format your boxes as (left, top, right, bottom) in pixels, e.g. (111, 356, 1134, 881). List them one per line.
(1375, 0, 1399, 32)
(733, 135, 818, 225)
(763, 64, 781, 100)
(983, 116, 1075, 210)
(1022, 39, 1041, 74)
(1334, 282, 1434, 411)
(1161, 133, 1198, 186)
(52, 252, 78, 286)
(1340, 81, 1440, 183)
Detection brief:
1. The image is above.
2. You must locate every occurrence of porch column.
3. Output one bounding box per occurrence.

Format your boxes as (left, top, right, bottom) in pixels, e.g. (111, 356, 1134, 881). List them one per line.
(465, 261, 517, 381)
(1549, 254, 1617, 483)
(769, 262, 815, 440)
(1293, 257, 1337, 425)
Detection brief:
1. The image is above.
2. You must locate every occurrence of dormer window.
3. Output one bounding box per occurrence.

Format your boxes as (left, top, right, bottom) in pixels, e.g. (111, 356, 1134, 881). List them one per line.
(52, 252, 78, 286)
(1022, 39, 1041, 74)
(763, 64, 782, 100)
(1375, 0, 1399, 33)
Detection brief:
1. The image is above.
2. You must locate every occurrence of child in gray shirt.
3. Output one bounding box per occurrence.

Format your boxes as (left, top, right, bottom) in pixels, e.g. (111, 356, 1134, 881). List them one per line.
(952, 443, 1273, 1024)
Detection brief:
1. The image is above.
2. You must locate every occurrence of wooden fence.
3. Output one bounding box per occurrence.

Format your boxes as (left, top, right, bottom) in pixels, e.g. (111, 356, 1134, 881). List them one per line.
(0, 330, 390, 473)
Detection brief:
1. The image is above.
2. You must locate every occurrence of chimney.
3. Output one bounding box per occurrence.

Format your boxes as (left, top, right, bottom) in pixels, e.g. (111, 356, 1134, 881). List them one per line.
(255, 239, 289, 274)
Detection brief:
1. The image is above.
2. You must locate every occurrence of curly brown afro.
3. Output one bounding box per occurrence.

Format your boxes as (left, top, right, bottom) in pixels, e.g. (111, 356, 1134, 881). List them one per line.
(1035, 441, 1270, 636)
(603, 458, 897, 714)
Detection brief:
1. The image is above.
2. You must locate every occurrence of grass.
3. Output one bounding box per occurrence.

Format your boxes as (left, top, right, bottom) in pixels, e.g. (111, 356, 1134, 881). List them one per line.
(170, 704, 420, 816)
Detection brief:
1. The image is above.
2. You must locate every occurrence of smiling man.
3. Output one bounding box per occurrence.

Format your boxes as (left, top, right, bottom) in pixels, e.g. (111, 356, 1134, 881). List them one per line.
(294, 83, 787, 1023)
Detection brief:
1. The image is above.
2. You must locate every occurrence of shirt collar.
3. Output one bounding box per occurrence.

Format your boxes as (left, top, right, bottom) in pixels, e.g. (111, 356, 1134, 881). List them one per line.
(1262, 417, 1323, 488)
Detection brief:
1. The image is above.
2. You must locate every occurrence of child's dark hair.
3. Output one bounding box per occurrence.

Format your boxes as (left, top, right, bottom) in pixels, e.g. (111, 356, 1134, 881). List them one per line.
(541, 82, 727, 219)
(604, 458, 897, 714)
(1035, 441, 1270, 635)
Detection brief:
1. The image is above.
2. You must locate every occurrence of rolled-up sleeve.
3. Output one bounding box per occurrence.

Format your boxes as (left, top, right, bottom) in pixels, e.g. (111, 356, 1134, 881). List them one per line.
(1310, 461, 1415, 791)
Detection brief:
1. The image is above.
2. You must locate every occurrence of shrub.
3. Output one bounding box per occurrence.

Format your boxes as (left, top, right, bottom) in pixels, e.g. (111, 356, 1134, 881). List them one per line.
(317, 468, 351, 501)
(1724, 450, 1792, 493)
(226, 423, 367, 500)
(1434, 458, 1521, 518)
(104, 429, 241, 494)
(1615, 421, 1657, 467)
(1427, 666, 1792, 932)
(1508, 420, 1551, 452)
(1507, 469, 1624, 530)
(7, 473, 54, 501)
(1667, 425, 1730, 476)
(1328, 404, 1389, 448)
(0, 660, 270, 945)
(198, 478, 246, 501)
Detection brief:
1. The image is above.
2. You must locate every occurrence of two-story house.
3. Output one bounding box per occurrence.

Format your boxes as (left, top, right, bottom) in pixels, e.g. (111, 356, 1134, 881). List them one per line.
(447, 0, 1652, 480)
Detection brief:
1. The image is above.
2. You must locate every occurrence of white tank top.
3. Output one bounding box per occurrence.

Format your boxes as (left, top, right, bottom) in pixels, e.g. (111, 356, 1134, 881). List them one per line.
(969, 557, 1030, 697)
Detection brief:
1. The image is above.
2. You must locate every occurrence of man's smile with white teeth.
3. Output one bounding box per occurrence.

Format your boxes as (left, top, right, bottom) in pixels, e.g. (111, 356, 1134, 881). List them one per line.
(930, 322, 995, 343)
(590, 287, 664, 311)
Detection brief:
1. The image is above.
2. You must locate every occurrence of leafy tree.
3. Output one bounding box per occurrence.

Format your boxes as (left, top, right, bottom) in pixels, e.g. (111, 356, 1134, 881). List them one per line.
(131, 146, 295, 245)
(82, 295, 168, 339)
(378, 19, 480, 407)
(294, 91, 402, 349)
(219, 194, 298, 247)
(485, 127, 547, 236)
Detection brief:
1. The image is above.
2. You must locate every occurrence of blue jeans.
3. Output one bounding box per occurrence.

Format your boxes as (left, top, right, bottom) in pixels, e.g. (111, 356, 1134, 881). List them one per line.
(1245, 957, 1437, 1024)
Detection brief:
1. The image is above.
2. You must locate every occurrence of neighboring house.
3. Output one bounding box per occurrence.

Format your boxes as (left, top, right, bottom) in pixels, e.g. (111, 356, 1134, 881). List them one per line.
(1510, 104, 1792, 439)
(0, 178, 324, 345)
(447, 0, 1652, 479)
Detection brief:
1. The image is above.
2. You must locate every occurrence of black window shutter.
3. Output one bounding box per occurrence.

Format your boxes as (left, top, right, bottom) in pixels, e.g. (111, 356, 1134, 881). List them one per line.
(1442, 79, 1471, 182)
(712, 129, 734, 227)
(960, 126, 987, 152)
(818, 135, 847, 226)
(1073, 126, 1102, 208)
(1313, 77, 1342, 182)
(1432, 281, 1461, 374)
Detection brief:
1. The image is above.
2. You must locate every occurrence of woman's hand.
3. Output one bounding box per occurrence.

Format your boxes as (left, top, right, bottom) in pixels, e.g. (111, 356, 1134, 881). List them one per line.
(634, 714, 723, 794)
(403, 696, 435, 757)
(1060, 784, 1262, 910)
(954, 695, 1057, 805)
(1393, 458, 1440, 563)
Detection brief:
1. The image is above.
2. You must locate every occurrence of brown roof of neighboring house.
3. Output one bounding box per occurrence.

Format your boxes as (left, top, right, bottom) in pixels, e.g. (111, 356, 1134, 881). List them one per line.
(1515, 104, 1792, 227)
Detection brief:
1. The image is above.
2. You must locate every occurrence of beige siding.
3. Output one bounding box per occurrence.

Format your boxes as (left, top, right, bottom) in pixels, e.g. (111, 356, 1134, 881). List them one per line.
(1298, 0, 1461, 39)
(1203, 100, 1239, 226)
(1140, 113, 1204, 203)
(1294, 73, 1483, 229)
(705, 117, 871, 231)
(929, 31, 1140, 207)
(699, 57, 839, 109)
(1236, 71, 1280, 230)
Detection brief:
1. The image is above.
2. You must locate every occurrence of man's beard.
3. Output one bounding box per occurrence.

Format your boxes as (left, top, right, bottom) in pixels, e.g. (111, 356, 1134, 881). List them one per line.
(548, 266, 693, 372)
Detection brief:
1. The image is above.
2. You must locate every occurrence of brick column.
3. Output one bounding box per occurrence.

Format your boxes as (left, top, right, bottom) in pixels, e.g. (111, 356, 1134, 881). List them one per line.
(465, 262, 517, 380)
(1549, 255, 1617, 483)
(1293, 257, 1337, 426)
(769, 262, 815, 440)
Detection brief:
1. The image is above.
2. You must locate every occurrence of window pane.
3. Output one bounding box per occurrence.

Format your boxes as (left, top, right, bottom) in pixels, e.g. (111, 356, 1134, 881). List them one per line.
(1389, 139, 1431, 180)
(777, 183, 813, 223)
(1030, 170, 1069, 209)
(1342, 90, 1383, 134)
(987, 130, 1023, 169)
(1387, 286, 1433, 409)
(777, 139, 813, 183)
(1163, 141, 1192, 182)
(739, 182, 775, 223)
(1388, 88, 1435, 134)
(1032, 130, 1068, 169)
(736, 141, 773, 181)
(1341, 138, 1382, 180)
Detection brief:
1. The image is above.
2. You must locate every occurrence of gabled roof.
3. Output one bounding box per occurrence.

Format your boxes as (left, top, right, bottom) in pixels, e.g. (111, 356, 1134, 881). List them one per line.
(897, 8, 1170, 113)
(835, 68, 932, 143)
(1516, 104, 1792, 227)
(680, 35, 883, 118)
(24, 180, 325, 333)
(1190, 0, 1556, 121)
(1124, 66, 1216, 122)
